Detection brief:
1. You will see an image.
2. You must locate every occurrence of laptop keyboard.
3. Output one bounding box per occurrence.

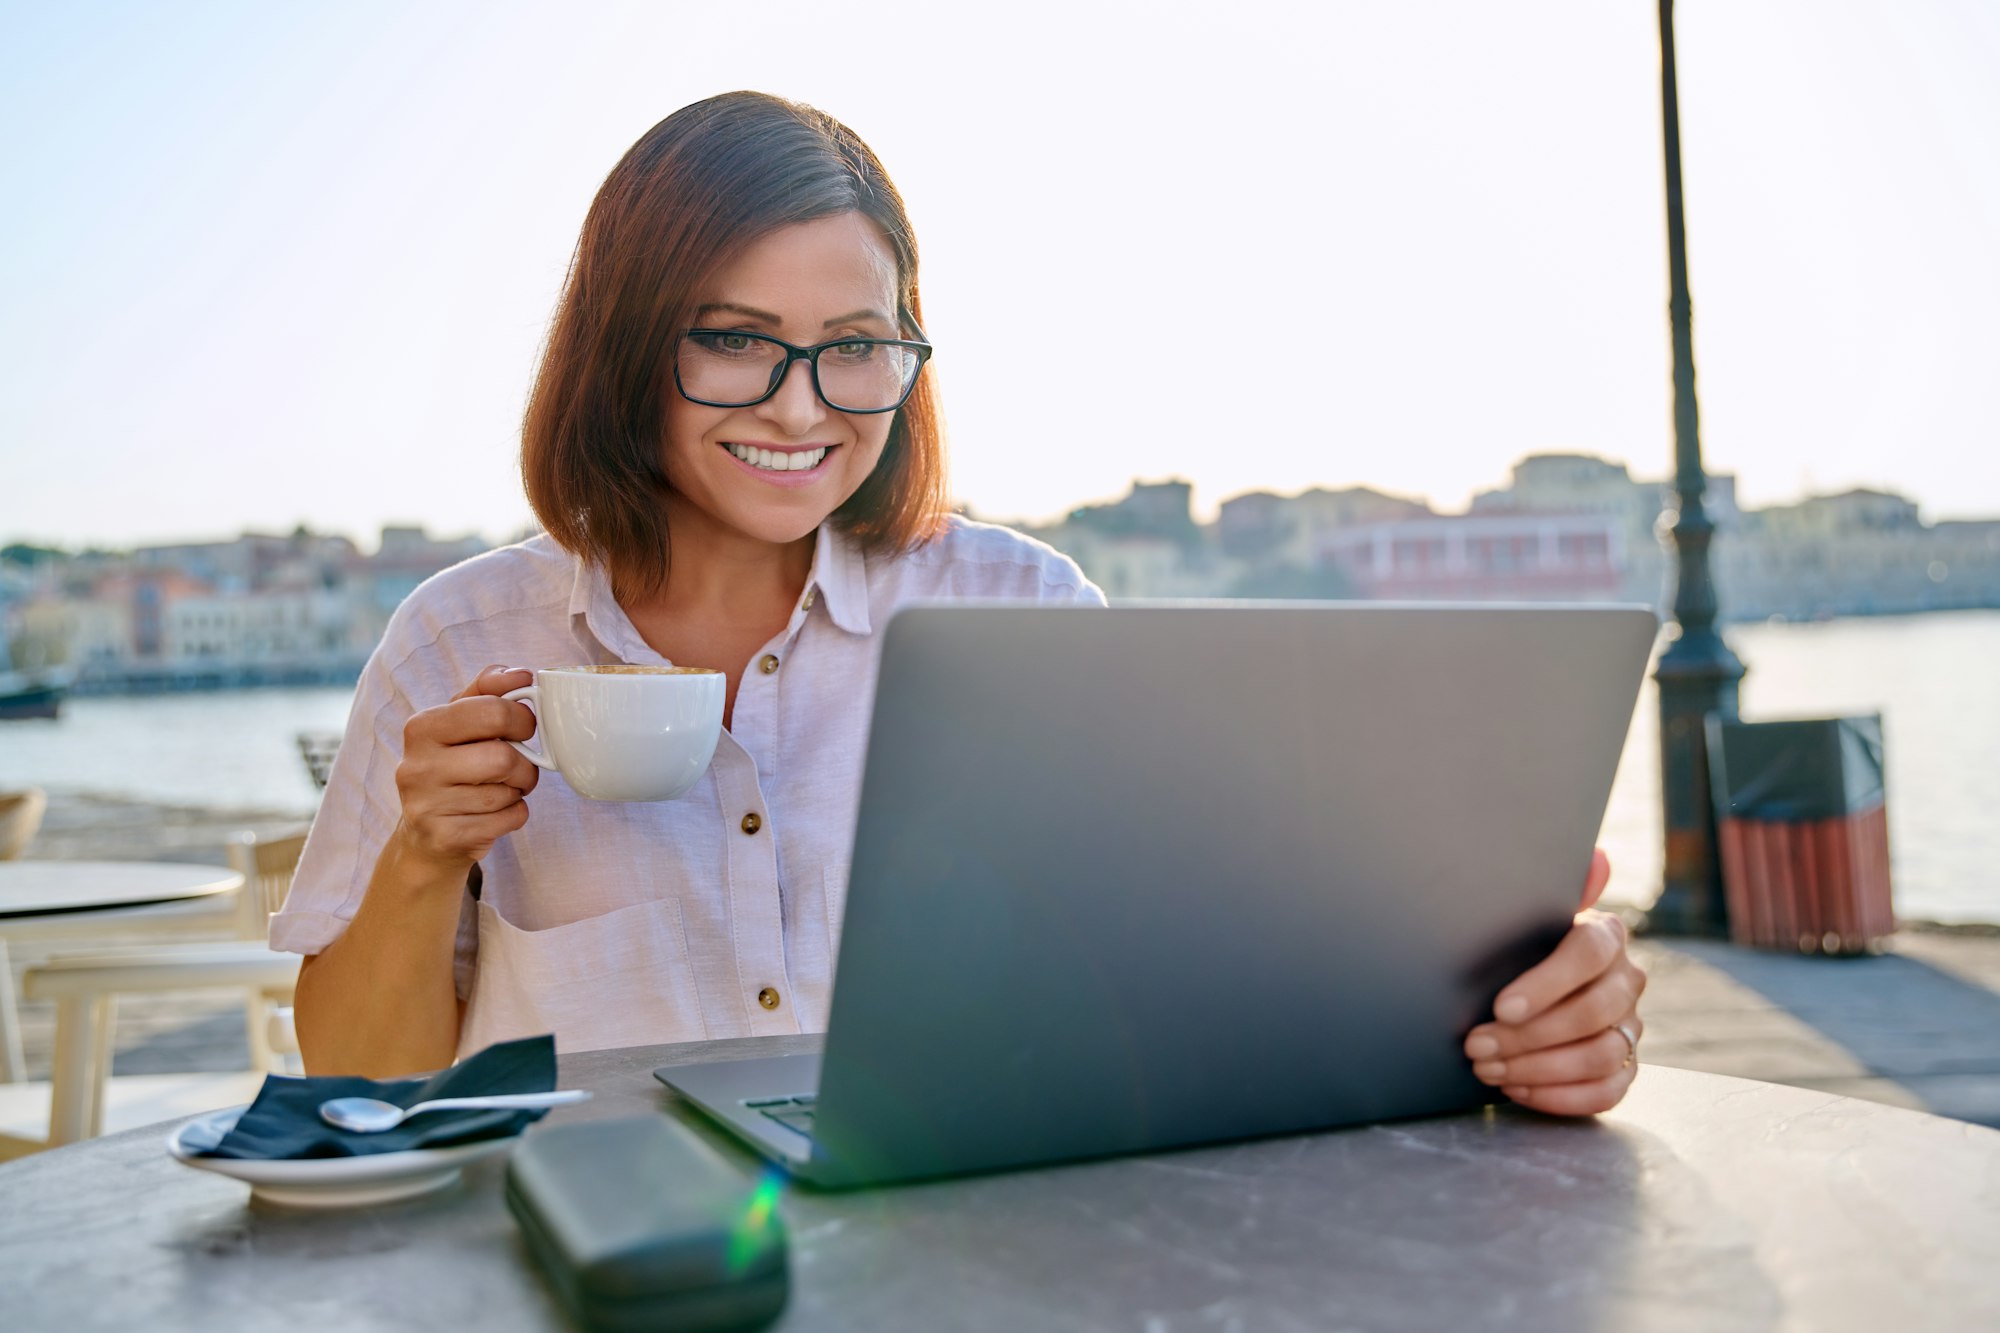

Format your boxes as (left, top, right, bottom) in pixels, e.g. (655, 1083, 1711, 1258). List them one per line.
(746, 1093, 816, 1138)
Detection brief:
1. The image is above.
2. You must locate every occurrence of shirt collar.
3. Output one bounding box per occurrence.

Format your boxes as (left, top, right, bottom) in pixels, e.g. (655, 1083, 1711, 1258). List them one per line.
(566, 522, 874, 659)
(568, 557, 659, 665)
(807, 522, 874, 637)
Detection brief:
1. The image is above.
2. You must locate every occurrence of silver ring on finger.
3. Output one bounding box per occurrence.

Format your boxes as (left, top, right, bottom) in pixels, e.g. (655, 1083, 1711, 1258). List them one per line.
(1610, 1021, 1639, 1069)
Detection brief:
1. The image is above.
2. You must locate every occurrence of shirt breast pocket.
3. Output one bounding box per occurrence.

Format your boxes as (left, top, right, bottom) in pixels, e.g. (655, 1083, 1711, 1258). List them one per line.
(460, 895, 711, 1059)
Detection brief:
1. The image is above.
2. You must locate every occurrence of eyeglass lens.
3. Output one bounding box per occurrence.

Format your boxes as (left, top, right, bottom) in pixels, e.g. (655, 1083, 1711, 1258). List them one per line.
(679, 333, 922, 412)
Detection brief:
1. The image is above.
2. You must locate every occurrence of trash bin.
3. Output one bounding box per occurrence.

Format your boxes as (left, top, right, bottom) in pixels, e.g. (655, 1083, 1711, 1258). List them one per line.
(1704, 714, 1895, 955)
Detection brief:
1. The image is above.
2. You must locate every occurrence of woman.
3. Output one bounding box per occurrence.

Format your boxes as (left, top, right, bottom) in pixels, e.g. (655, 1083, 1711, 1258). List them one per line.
(278, 92, 1645, 1117)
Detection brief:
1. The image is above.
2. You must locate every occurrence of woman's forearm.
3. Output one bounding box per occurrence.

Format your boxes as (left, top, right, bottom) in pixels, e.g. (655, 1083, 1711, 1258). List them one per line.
(294, 827, 470, 1077)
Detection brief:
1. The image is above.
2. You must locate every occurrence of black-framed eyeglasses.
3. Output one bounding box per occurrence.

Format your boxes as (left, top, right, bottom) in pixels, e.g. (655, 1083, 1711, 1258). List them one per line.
(674, 328, 934, 415)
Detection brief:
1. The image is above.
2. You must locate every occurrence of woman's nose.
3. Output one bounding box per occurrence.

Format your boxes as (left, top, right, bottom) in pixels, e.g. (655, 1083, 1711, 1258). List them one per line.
(754, 358, 828, 435)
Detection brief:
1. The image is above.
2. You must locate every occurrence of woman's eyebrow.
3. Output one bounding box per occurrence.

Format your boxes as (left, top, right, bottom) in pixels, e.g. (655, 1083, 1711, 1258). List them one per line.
(694, 302, 780, 325)
(822, 308, 893, 329)
(694, 303, 893, 331)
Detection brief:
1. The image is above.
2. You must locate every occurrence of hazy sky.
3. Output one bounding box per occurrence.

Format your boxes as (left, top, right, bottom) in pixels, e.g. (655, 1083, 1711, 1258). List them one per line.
(4, 1, 1996, 550)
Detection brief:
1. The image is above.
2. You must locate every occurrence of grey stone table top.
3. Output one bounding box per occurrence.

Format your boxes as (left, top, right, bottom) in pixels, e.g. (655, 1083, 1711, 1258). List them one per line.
(3, 1036, 1997, 1332)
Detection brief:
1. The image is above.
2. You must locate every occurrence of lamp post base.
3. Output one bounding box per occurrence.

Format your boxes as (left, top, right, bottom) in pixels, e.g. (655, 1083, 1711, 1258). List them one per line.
(1647, 630, 1744, 938)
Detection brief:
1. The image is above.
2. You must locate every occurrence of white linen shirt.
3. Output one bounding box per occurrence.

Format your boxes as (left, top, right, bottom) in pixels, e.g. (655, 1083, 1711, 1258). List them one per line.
(269, 517, 1103, 1059)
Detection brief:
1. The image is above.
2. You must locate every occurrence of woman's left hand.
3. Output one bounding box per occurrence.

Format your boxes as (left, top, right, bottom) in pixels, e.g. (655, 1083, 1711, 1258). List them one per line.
(1462, 847, 1647, 1116)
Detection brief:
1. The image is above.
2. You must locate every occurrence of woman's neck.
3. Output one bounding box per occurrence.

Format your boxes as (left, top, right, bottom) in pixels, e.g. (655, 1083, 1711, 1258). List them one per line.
(621, 505, 815, 638)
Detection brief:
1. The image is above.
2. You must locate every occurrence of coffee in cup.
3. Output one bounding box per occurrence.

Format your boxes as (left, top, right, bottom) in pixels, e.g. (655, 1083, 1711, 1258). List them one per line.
(503, 665, 724, 801)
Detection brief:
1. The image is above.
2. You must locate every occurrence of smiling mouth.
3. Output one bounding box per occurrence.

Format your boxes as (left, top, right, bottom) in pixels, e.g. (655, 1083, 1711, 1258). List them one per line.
(724, 442, 834, 473)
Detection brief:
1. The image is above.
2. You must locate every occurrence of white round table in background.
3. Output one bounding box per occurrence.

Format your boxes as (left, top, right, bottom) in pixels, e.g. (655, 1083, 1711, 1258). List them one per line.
(0, 861, 245, 1083)
(0, 861, 242, 918)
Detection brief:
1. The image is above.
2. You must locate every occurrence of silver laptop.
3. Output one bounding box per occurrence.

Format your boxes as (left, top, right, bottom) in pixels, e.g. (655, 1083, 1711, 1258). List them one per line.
(658, 602, 1658, 1188)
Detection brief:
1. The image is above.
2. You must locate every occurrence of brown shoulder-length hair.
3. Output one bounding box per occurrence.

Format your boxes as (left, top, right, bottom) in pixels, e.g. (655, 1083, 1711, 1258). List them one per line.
(521, 91, 948, 594)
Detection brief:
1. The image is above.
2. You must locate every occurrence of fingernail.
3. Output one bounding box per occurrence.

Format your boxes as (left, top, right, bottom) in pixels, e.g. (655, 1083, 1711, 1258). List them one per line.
(1503, 1086, 1528, 1101)
(1495, 996, 1530, 1024)
(501, 666, 533, 676)
(1474, 1061, 1507, 1083)
(1465, 1035, 1499, 1060)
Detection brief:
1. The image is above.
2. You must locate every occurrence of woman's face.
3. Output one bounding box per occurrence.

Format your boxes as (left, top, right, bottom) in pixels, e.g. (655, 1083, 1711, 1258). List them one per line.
(663, 211, 905, 549)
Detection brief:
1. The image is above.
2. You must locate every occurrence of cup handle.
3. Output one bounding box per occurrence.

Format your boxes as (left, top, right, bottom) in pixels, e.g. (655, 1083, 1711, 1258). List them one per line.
(500, 685, 555, 770)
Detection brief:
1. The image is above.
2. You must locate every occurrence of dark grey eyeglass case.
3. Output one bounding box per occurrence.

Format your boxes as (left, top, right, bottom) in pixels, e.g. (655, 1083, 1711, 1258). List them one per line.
(505, 1115, 788, 1332)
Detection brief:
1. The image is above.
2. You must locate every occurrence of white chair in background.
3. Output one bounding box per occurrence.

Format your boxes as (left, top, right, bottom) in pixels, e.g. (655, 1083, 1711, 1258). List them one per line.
(12, 944, 300, 1151)
(0, 788, 48, 861)
(0, 829, 311, 1156)
(224, 829, 309, 1070)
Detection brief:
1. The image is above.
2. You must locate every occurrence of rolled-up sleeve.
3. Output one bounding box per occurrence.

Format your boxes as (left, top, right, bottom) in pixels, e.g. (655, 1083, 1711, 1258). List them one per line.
(267, 645, 416, 959)
(266, 542, 576, 1001)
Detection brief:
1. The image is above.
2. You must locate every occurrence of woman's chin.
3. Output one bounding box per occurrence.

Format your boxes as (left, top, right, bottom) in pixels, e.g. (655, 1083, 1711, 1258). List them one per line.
(745, 515, 830, 547)
(702, 494, 840, 548)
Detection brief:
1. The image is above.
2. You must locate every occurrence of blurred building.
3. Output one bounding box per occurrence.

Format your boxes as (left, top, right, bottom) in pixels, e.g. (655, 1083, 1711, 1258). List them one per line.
(165, 588, 354, 664)
(1218, 486, 1432, 566)
(1016, 454, 1994, 620)
(349, 525, 491, 646)
(1718, 491, 2000, 620)
(6, 459, 1998, 693)
(89, 570, 216, 661)
(1023, 480, 1236, 598)
(13, 596, 132, 672)
(1, 524, 488, 691)
(1317, 512, 1625, 602)
(1469, 452, 1739, 608)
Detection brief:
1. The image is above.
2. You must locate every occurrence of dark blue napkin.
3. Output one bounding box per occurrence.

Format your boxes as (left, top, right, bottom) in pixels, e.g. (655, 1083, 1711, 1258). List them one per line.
(198, 1035, 558, 1159)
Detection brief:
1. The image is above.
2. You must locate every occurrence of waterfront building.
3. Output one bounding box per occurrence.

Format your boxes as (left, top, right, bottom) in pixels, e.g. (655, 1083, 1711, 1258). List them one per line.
(1014, 481, 1241, 599)
(6, 466, 1998, 692)
(1219, 486, 1433, 567)
(1049, 527, 1239, 599)
(1314, 511, 1626, 603)
(12, 597, 131, 672)
(0, 525, 485, 691)
(1718, 492, 2000, 620)
(1748, 488, 1917, 539)
(128, 529, 360, 594)
(348, 526, 491, 646)
(1469, 452, 1740, 609)
(1010, 457, 1998, 616)
(1064, 480, 1203, 543)
(1461, 462, 2000, 620)
(165, 588, 354, 664)
(88, 570, 216, 661)
(1471, 452, 1740, 529)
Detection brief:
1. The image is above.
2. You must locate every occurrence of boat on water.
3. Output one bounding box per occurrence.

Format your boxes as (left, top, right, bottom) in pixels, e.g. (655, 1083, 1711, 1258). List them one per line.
(0, 669, 69, 720)
(0, 616, 71, 719)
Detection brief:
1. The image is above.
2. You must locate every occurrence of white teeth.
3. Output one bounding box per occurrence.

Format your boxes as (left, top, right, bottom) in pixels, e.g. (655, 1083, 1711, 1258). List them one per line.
(727, 444, 827, 473)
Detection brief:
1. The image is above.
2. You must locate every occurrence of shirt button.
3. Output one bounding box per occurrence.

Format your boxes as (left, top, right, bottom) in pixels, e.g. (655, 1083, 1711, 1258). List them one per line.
(758, 654, 779, 675)
(758, 987, 781, 1010)
(741, 812, 762, 835)
(802, 589, 817, 610)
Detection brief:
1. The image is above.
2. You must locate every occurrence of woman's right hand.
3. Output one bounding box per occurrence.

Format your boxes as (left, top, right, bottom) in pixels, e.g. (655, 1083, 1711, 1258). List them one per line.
(392, 665, 541, 869)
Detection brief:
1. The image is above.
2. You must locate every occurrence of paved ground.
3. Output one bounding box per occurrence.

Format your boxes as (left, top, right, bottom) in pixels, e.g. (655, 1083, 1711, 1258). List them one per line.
(1632, 926, 2000, 1127)
(8, 794, 2000, 1129)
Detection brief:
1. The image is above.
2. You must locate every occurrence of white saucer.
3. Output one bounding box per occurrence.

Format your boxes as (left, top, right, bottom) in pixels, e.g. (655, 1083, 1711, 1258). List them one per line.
(167, 1106, 521, 1208)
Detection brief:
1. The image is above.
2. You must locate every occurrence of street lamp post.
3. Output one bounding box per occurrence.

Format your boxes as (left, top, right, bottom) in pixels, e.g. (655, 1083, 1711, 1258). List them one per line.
(1649, 0, 1746, 936)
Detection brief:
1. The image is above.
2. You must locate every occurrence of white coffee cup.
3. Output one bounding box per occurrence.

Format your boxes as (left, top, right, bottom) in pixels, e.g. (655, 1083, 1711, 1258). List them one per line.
(503, 665, 725, 802)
